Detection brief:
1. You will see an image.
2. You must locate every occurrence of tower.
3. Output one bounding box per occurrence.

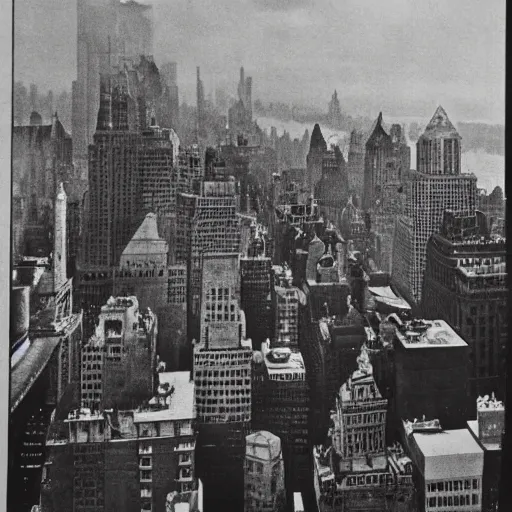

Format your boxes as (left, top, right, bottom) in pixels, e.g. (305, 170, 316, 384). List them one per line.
(53, 182, 67, 290)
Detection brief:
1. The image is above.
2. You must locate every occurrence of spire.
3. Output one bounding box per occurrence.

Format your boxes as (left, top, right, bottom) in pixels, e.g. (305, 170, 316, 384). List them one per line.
(309, 123, 327, 152)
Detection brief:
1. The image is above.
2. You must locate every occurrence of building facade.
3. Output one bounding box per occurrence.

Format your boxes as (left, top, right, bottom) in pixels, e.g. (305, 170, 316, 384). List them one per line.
(421, 210, 507, 399)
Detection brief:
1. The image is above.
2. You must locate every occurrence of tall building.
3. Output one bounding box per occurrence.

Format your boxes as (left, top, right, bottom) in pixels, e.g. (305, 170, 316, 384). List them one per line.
(392, 107, 477, 305)
(347, 129, 365, 198)
(81, 77, 142, 269)
(313, 345, 415, 512)
(41, 371, 198, 512)
(363, 113, 410, 212)
(327, 90, 342, 129)
(403, 425, 484, 512)
(241, 223, 273, 352)
(196, 67, 205, 138)
(244, 431, 286, 512)
(160, 62, 180, 132)
(315, 145, 350, 226)
(272, 265, 301, 350)
(228, 66, 253, 137)
(468, 394, 504, 512)
(72, 0, 153, 162)
(421, 210, 507, 399)
(12, 113, 73, 263)
(254, 342, 310, 494)
(184, 177, 241, 345)
(392, 317, 470, 432)
(80, 295, 157, 410)
(305, 124, 327, 195)
(193, 253, 252, 511)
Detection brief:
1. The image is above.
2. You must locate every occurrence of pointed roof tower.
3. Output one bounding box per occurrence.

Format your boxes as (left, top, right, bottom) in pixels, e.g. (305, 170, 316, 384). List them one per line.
(421, 105, 460, 140)
(121, 213, 168, 260)
(309, 123, 327, 152)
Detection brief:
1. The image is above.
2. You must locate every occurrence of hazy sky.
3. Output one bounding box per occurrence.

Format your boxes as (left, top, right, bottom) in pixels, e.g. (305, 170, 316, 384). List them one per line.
(15, 0, 505, 124)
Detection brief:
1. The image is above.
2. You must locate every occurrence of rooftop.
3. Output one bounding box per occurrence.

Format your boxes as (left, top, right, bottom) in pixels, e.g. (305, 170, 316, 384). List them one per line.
(133, 371, 195, 423)
(263, 347, 305, 375)
(395, 319, 467, 349)
(420, 106, 461, 140)
(246, 430, 282, 460)
(413, 428, 483, 457)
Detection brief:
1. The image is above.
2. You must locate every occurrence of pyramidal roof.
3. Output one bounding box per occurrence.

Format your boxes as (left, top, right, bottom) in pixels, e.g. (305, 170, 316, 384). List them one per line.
(421, 106, 460, 139)
(366, 112, 388, 142)
(309, 123, 327, 152)
(122, 213, 168, 256)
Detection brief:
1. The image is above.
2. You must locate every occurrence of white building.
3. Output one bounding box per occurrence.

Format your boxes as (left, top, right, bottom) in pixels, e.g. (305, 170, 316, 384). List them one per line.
(406, 428, 484, 512)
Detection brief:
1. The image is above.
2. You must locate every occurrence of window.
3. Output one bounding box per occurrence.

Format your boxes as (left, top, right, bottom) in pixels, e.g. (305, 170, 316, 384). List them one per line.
(472, 479, 479, 490)
(428, 497, 436, 508)
(472, 494, 479, 505)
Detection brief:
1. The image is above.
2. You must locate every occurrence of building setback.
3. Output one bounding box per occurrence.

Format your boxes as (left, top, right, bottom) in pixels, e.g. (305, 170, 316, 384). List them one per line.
(421, 209, 507, 399)
(392, 106, 477, 306)
(193, 253, 252, 511)
(80, 295, 157, 411)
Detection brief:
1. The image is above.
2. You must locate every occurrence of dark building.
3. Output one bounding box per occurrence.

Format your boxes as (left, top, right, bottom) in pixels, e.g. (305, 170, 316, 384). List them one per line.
(305, 124, 328, 195)
(421, 209, 507, 399)
(253, 342, 310, 499)
(41, 372, 198, 512)
(347, 129, 365, 198)
(327, 90, 343, 129)
(241, 224, 273, 352)
(228, 66, 253, 138)
(363, 113, 410, 212)
(392, 317, 470, 433)
(12, 113, 74, 263)
(467, 394, 504, 512)
(315, 145, 350, 226)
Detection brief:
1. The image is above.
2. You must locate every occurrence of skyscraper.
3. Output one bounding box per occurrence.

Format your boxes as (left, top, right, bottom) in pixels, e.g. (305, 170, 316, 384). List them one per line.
(305, 124, 327, 195)
(392, 106, 477, 305)
(363, 113, 410, 212)
(421, 209, 507, 399)
(72, 0, 154, 163)
(193, 252, 252, 511)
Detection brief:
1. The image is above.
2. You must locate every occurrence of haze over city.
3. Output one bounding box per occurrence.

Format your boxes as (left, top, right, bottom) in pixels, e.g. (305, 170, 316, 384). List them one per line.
(15, 0, 505, 124)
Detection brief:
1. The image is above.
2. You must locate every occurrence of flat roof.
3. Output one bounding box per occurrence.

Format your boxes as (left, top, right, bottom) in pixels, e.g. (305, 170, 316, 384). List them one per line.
(133, 372, 195, 423)
(264, 349, 305, 374)
(396, 319, 467, 349)
(414, 428, 483, 457)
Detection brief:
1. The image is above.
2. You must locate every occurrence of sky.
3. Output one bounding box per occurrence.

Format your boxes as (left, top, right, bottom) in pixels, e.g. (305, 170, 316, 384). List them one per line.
(14, 0, 505, 124)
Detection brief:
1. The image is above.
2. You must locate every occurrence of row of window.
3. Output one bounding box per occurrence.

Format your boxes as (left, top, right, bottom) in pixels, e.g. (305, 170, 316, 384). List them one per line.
(427, 479, 479, 493)
(427, 493, 479, 508)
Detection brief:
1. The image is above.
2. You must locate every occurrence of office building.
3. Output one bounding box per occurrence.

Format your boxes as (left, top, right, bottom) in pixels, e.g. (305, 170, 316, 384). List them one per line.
(228, 67, 253, 137)
(313, 345, 415, 512)
(392, 107, 477, 305)
(193, 253, 252, 511)
(347, 129, 365, 198)
(80, 295, 157, 410)
(241, 223, 273, 351)
(244, 431, 286, 512)
(392, 317, 470, 431)
(422, 209, 507, 398)
(305, 124, 327, 194)
(41, 371, 197, 512)
(404, 425, 484, 512)
(253, 342, 309, 494)
(12, 114, 73, 263)
(467, 394, 504, 512)
(363, 113, 410, 212)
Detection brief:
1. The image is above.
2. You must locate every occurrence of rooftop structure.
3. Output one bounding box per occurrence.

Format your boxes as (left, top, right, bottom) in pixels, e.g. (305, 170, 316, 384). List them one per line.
(394, 318, 467, 349)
